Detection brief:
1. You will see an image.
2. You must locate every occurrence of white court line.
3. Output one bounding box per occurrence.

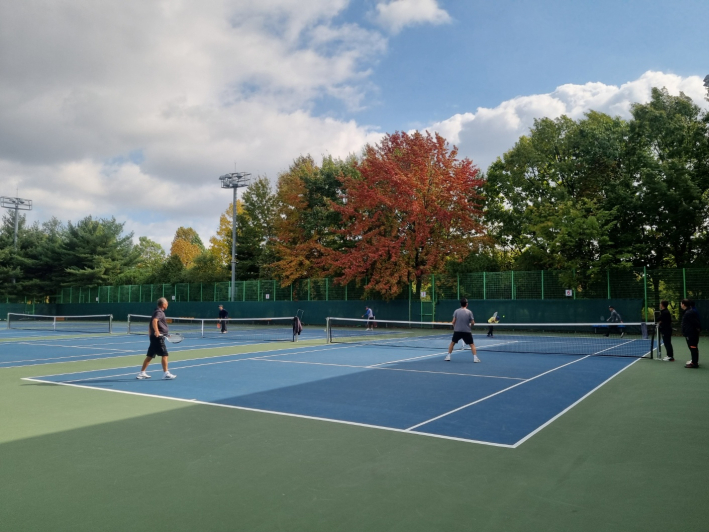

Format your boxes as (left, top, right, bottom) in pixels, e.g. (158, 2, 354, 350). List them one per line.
(0, 336, 319, 370)
(405, 355, 593, 431)
(0, 349, 138, 365)
(25, 344, 361, 379)
(258, 358, 525, 381)
(510, 357, 642, 448)
(18, 342, 131, 352)
(20, 376, 515, 449)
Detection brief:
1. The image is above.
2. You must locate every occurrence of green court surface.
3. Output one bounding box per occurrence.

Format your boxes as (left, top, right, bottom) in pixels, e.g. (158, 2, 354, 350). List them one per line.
(1, 339, 707, 532)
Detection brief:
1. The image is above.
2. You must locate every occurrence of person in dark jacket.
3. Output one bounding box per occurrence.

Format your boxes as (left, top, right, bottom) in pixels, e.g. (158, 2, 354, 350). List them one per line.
(658, 300, 674, 361)
(218, 305, 229, 333)
(681, 299, 701, 368)
(605, 305, 624, 338)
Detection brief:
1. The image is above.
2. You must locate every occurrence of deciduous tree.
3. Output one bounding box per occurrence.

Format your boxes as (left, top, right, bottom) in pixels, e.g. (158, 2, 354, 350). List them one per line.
(326, 131, 485, 298)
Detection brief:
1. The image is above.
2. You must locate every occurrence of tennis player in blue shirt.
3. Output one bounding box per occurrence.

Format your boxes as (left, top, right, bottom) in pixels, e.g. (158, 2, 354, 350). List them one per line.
(362, 306, 374, 331)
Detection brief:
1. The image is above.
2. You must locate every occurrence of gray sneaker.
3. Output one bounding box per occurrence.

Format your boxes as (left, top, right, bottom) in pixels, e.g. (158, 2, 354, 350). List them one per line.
(136, 373, 151, 380)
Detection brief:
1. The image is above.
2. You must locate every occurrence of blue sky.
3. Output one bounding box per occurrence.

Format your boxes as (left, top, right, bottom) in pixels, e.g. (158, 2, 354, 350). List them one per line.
(0, 0, 707, 249)
(333, 0, 709, 129)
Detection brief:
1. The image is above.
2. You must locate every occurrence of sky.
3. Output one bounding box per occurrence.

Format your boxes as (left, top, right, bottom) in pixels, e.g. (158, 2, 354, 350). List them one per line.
(1, 0, 708, 251)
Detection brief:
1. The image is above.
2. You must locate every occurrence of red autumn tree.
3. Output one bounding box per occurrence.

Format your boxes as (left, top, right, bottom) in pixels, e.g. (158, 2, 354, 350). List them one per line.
(325, 131, 485, 298)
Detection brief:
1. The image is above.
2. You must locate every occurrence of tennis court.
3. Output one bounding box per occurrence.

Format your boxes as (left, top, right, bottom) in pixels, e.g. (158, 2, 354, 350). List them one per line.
(2, 315, 708, 532)
(22, 323, 649, 447)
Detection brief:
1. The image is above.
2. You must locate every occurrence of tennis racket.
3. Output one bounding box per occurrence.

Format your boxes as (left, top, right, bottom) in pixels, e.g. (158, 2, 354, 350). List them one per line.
(161, 333, 184, 344)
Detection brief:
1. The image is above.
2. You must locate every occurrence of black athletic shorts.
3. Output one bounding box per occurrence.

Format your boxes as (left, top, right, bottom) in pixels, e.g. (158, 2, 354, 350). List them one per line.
(451, 331, 474, 345)
(146, 335, 169, 358)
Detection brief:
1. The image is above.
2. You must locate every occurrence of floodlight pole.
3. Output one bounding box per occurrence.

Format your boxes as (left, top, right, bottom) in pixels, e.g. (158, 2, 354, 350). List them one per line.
(1, 196, 33, 249)
(219, 172, 251, 301)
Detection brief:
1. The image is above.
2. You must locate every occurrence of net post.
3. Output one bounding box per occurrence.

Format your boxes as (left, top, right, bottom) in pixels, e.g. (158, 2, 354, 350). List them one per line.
(6, 313, 9, 329)
(326, 317, 331, 344)
(109, 315, 113, 334)
(201, 319, 205, 338)
(650, 323, 655, 360)
(127, 314, 131, 334)
(643, 266, 648, 322)
(53, 316, 57, 332)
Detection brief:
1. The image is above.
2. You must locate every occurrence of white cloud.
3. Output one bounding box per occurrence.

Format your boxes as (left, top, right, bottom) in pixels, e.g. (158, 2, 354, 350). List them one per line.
(373, 0, 451, 33)
(425, 71, 709, 172)
(0, 0, 384, 245)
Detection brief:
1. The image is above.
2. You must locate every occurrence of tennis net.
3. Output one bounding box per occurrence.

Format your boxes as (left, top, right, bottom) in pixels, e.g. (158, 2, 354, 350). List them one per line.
(7, 313, 113, 334)
(326, 318, 656, 358)
(127, 315, 297, 342)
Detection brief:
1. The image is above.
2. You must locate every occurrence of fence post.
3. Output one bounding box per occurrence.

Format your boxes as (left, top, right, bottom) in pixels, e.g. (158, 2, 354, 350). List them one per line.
(308, 279, 311, 301)
(258, 280, 261, 302)
(541, 270, 544, 300)
(326, 278, 329, 301)
(345, 282, 348, 301)
(242, 281, 245, 302)
(572, 269, 576, 300)
(607, 270, 611, 299)
(483, 272, 486, 300)
(644, 266, 648, 322)
(511, 271, 515, 300)
(683, 268, 687, 299)
(457, 273, 460, 300)
(290, 283, 293, 302)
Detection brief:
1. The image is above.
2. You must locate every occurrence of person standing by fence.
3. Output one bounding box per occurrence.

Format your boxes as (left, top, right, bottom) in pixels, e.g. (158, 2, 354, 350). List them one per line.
(658, 300, 674, 361)
(681, 299, 701, 368)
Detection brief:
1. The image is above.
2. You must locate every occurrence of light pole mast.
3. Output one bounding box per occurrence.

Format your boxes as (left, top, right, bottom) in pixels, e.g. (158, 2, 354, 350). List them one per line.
(1, 196, 33, 249)
(219, 172, 251, 301)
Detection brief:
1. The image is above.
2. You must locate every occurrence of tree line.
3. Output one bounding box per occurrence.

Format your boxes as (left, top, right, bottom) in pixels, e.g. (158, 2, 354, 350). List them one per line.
(1, 87, 708, 301)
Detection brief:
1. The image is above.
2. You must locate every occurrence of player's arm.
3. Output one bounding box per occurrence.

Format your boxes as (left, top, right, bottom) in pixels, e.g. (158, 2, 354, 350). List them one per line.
(152, 317, 160, 337)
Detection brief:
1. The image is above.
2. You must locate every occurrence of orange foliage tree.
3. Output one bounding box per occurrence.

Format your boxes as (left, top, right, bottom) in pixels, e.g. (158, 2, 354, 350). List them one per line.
(325, 131, 486, 298)
(170, 227, 204, 268)
(271, 155, 355, 285)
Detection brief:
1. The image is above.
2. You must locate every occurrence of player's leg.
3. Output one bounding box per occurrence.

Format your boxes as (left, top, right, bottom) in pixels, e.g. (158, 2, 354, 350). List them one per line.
(685, 335, 699, 368)
(138, 338, 159, 378)
(446, 332, 460, 361)
(466, 333, 480, 362)
(158, 337, 176, 379)
(663, 332, 674, 361)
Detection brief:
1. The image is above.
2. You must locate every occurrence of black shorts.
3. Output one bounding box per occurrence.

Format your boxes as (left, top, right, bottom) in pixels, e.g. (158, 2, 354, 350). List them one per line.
(147, 335, 169, 358)
(452, 331, 474, 345)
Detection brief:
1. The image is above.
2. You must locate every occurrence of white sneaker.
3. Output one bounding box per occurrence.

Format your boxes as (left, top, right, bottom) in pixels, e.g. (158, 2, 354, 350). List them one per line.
(620, 332, 625, 338)
(136, 373, 151, 380)
(163, 372, 177, 380)
(444, 355, 451, 362)
(474, 356, 481, 363)
(459, 343, 466, 350)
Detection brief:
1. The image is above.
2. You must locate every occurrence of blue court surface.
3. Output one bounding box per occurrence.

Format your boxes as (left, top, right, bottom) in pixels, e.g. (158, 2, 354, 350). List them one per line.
(0, 323, 327, 368)
(23, 339, 641, 447)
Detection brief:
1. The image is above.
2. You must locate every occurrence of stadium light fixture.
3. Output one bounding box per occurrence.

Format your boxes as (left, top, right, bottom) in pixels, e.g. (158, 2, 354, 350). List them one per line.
(219, 172, 251, 301)
(1, 196, 32, 249)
